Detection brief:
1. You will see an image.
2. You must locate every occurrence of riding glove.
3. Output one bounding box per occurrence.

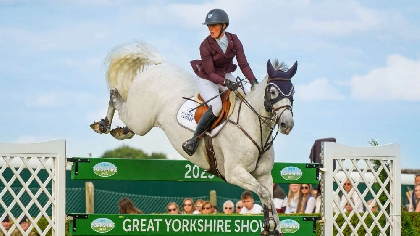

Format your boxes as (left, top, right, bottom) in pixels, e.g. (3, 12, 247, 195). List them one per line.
(224, 79, 239, 91)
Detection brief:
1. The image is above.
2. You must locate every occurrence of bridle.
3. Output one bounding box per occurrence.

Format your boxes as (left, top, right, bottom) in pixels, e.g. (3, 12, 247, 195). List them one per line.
(264, 77, 294, 119)
(228, 78, 294, 160)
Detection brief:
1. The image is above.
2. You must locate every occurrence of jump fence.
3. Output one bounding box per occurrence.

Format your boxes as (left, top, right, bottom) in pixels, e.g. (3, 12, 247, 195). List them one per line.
(0, 140, 401, 236)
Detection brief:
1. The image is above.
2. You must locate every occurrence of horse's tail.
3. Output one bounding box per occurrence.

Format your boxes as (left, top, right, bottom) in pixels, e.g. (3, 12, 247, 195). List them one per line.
(105, 42, 166, 100)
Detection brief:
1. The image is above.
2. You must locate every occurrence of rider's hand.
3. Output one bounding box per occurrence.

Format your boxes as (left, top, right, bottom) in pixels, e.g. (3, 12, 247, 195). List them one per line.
(250, 79, 258, 90)
(224, 79, 239, 91)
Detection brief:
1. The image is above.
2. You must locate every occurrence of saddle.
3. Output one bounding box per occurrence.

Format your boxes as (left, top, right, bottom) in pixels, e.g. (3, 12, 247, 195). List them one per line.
(194, 90, 232, 130)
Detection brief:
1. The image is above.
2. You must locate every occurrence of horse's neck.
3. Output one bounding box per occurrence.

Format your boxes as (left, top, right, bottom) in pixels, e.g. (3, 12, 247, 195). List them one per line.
(235, 82, 275, 136)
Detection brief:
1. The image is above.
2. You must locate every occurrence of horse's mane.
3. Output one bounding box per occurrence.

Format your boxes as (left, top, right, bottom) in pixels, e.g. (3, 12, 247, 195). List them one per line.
(272, 59, 289, 72)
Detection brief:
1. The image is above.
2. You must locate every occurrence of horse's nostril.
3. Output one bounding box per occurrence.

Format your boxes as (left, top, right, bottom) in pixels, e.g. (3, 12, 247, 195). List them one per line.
(280, 123, 287, 129)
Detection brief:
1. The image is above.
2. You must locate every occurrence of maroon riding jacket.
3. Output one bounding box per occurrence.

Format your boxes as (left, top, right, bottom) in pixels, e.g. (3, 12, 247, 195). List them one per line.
(190, 32, 256, 85)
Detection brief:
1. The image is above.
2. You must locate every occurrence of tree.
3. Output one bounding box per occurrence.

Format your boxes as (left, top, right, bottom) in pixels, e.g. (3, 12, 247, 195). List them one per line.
(100, 145, 167, 159)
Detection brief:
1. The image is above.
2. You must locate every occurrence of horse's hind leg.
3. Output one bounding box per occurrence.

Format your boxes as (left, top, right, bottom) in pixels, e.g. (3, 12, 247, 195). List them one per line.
(90, 102, 115, 134)
(90, 88, 134, 140)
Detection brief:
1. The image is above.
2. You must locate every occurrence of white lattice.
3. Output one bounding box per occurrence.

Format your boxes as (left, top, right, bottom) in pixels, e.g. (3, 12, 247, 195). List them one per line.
(320, 143, 401, 236)
(0, 140, 66, 236)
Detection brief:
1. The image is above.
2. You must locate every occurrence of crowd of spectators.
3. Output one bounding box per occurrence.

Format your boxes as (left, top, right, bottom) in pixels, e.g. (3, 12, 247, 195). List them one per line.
(112, 179, 390, 216)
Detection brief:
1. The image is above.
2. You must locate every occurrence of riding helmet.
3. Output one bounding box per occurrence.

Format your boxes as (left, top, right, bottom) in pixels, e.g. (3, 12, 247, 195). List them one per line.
(202, 9, 229, 26)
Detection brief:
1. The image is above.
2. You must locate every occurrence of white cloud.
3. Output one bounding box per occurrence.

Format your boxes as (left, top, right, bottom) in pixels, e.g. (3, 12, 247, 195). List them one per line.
(295, 78, 345, 101)
(350, 55, 420, 101)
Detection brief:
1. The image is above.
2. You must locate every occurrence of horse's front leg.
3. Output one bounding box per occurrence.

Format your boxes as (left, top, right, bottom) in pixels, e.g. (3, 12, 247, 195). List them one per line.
(225, 165, 282, 236)
(254, 172, 281, 236)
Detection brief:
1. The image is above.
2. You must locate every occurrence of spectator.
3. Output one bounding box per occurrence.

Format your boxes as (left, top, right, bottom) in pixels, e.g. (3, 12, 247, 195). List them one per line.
(273, 183, 287, 213)
(1, 214, 11, 234)
(193, 199, 204, 214)
(201, 201, 214, 214)
(414, 184, 420, 212)
(344, 198, 355, 213)
(118, 198, 143, 214)
(314, 183, 322, 213)
(240, 191, 263, 214)
(312, 188, 319, 198)
(285, 184, 301, 214)
(338, 178, 363, 213)
(167, 202, 180, 214)
(235, 200, 243, 213)
(366, 199, 378, 213)
(11, 216, 35, 236)
(222, 200, 234, 214)
(212, 205, 219, 213)
(407, 174, 420, 212)
(182, 198, 195, 214)
(296, 184, 316, 213)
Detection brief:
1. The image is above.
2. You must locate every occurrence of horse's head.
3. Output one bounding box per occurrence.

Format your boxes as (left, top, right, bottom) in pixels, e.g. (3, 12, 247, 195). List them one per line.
(264, 59, 297, 135)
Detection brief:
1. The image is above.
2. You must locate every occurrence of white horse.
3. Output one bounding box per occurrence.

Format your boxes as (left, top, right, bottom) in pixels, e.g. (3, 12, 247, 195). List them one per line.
(91, 42, 297, 236)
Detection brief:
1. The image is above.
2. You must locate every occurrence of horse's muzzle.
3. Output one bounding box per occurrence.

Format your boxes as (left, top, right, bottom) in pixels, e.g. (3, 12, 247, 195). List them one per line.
(279, 119, 294, 135)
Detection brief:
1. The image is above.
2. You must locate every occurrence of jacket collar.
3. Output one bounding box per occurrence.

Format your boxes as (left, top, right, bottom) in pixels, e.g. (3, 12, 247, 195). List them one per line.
(207, 32, 233, 55)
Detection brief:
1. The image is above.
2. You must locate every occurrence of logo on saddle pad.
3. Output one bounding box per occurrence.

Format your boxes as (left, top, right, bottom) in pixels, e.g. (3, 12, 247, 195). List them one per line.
(177, 91, 237, 137)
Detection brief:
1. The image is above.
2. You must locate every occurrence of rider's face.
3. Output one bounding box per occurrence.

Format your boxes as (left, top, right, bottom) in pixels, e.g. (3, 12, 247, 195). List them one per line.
(207, 24, 225, 39)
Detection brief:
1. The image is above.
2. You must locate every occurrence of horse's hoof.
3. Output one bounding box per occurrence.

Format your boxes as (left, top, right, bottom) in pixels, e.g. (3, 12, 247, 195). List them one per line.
(90, 118, 110, 134)
(260, 230, 269, 236)
(110, 127, 135, 140)
(260, 230, 282, 236)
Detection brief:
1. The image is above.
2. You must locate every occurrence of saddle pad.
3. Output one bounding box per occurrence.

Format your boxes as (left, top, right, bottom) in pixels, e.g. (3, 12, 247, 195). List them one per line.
(177, 97, 227, 138)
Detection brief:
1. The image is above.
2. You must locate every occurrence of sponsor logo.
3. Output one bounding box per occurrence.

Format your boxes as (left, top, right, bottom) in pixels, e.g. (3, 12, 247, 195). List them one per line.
(280, 166, 302, 180)
(280, 219, 300, 233)
(93, 162, 117, 177)
(91, 218, 115, 233)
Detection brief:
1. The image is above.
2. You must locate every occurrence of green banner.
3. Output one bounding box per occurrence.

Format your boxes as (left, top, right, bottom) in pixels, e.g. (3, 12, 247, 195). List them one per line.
(69, 158, 319, 184)
(68, 214, 317, 236)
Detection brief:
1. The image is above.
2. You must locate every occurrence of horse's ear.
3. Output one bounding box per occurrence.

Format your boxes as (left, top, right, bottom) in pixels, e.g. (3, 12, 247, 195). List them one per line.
(267, 60, 276, 80)
(287, 61, 298, 79)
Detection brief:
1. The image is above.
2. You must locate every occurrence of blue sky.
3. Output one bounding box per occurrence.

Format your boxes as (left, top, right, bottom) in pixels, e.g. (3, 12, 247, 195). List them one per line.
(1, 0, 419, 169)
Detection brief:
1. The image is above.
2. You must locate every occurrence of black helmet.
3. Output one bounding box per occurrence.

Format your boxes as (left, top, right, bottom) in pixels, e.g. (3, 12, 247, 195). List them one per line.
(202, 9, 229, 26)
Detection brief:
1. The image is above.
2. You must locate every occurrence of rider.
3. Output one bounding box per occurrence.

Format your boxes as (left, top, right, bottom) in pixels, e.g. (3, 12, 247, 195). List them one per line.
(182, 8, 259, 156)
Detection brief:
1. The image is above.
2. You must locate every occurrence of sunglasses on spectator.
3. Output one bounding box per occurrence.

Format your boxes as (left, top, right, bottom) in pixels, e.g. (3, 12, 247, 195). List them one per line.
(224, 207, 232, 210)
(344, 183, 352, 186)
(183, 203, 192, 206)
(237, 206, 242, 209)
(203, 207, 212, 210)
(168, 208, 177, 212)
(301, 186, 309, 189)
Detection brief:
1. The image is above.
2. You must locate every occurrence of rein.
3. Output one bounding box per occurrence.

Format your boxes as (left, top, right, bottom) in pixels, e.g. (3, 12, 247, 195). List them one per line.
(228, 82, 292, 159)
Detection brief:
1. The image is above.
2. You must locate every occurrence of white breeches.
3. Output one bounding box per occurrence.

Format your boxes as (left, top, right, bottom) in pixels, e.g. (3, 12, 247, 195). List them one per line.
(195, 73, 237, 117)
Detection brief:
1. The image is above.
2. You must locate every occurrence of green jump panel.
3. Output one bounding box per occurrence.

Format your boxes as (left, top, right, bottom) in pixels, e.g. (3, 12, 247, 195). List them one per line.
(69, 158, 319, 184)
(68, 214, 318, 236)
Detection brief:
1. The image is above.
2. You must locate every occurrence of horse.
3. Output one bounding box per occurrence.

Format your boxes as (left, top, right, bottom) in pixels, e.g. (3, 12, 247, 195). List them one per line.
(90, 42, 297, 236)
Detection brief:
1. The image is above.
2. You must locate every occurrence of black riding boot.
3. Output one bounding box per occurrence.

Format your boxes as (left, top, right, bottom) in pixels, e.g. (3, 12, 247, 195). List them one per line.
(182, 107, 217, 156)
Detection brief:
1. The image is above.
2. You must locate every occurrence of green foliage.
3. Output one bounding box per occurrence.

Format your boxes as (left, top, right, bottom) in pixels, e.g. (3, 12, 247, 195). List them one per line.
(100, 145, 167, 159)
